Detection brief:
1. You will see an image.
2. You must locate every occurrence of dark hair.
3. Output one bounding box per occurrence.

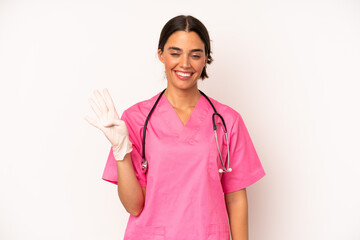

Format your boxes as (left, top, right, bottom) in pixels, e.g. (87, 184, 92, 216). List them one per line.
(158, 15, 213, 80)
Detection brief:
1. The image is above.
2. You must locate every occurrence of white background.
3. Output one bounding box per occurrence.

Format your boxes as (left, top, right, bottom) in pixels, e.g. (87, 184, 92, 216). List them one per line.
(0, 0, 359, 239)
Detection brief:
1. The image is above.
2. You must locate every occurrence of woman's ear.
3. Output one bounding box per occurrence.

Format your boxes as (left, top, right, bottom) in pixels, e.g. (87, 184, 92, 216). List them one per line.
(158, 49, 164, 63)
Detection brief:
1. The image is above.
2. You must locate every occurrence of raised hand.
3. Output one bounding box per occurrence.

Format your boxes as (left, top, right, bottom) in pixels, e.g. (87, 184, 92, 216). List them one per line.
(84, 88, 132, 160)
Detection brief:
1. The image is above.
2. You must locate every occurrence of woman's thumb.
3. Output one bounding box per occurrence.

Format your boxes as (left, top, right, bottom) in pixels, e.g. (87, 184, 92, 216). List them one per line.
(103, 119, 123, 128)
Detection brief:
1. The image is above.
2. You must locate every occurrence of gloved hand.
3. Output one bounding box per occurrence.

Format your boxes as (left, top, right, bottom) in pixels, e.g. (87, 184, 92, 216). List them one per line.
(84, 88, 133, 161)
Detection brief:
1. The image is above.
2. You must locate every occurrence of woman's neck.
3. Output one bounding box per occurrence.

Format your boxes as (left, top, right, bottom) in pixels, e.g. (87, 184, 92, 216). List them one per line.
(163, 86, 202, 110)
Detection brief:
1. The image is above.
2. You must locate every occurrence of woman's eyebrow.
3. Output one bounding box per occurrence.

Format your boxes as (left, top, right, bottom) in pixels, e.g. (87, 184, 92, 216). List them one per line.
(167, 47, 204, 52)
(191, 49, 204, 53)
(168, 47, 182, 51)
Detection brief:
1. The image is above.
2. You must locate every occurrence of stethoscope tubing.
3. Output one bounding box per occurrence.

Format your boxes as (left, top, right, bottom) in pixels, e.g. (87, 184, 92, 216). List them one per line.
(141, 88, 232, 174)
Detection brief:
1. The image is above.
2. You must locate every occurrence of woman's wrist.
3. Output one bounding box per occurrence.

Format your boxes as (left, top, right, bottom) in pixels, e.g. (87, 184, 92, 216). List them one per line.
(113, 137, 133, 161)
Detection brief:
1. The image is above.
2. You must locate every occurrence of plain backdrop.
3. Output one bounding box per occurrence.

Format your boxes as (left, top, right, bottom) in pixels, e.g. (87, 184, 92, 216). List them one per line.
(0, 0, 359, 239)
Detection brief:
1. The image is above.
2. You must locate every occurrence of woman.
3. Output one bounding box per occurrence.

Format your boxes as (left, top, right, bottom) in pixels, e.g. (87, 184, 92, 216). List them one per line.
(85, 15, 265, 240)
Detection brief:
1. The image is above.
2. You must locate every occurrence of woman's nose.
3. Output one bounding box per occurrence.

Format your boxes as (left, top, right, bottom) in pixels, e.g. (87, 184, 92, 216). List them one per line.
(179, 55, 191, 68)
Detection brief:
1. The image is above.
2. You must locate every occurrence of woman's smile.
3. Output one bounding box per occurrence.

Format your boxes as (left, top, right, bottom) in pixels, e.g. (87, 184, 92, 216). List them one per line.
(173, 70, 194, 81)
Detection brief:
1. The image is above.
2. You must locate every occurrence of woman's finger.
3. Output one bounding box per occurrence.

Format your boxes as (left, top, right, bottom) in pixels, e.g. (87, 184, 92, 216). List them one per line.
(84, 115, 103, 131)
(94, 90, 109, 114)
(88, 97, 102, 119)
(103, 88, 116, 114)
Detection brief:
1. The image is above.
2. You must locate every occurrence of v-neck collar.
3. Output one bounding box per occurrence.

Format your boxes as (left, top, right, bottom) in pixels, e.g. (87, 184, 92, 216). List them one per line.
(161, 92, 205, 128)
(157, 91, 210, 143)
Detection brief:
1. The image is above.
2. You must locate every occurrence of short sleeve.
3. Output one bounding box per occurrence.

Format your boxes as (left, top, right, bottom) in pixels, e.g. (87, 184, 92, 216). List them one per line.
(101, 110, 147, 187)
(221, 112, 265, 193)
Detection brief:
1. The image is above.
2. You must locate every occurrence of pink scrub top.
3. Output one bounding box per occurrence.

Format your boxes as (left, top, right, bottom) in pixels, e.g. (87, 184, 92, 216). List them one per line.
(102, 90, 265, 240)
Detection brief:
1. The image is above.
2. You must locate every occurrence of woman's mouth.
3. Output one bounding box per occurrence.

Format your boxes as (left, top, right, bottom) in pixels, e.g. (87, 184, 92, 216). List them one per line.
(174, 70, 194, 81)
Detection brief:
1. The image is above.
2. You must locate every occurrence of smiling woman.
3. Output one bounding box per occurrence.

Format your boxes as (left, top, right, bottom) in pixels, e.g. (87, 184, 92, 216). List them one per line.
(86, 15, 265, 240)
(157, 15, 213, 81)
(158, 31, 207, 90)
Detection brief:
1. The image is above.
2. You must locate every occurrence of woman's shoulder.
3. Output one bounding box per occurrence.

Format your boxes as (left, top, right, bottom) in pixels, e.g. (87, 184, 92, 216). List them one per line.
(206, 95, 242, 123)
(121, 91, 162, 122)
(205, 94, 250, 134)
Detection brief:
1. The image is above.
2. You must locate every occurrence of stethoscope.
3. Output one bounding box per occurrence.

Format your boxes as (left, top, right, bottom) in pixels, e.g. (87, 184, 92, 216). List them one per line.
(141, 88, 232, 175)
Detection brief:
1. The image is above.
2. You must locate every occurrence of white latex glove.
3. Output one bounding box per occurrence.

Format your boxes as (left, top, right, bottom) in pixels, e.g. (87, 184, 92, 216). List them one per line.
(84, 88, 133, 161)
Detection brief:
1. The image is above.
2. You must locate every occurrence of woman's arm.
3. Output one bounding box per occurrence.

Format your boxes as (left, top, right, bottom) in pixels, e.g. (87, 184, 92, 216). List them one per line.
(225, 188, 248, 240)
(117, 153, 145, 217)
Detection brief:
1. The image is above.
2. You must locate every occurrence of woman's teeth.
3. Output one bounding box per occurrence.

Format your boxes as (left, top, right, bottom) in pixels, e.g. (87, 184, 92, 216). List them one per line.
(176, 71, 191, 77)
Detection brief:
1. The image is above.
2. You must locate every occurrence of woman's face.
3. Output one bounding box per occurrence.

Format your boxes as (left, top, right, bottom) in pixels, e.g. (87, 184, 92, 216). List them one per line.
(158, 31, 207, 91)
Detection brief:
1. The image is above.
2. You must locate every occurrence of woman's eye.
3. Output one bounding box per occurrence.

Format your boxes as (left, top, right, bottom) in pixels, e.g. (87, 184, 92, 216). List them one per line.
(171, 53, 180, 56)
(192, 55, 201, 59)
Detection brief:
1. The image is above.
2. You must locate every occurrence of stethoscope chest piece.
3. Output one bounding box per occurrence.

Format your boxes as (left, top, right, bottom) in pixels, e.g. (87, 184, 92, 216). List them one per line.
(142, 159, 148, 174)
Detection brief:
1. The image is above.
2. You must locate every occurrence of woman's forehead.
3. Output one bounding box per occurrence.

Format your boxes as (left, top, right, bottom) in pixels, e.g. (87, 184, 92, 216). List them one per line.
(164, 31, 205, 50)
